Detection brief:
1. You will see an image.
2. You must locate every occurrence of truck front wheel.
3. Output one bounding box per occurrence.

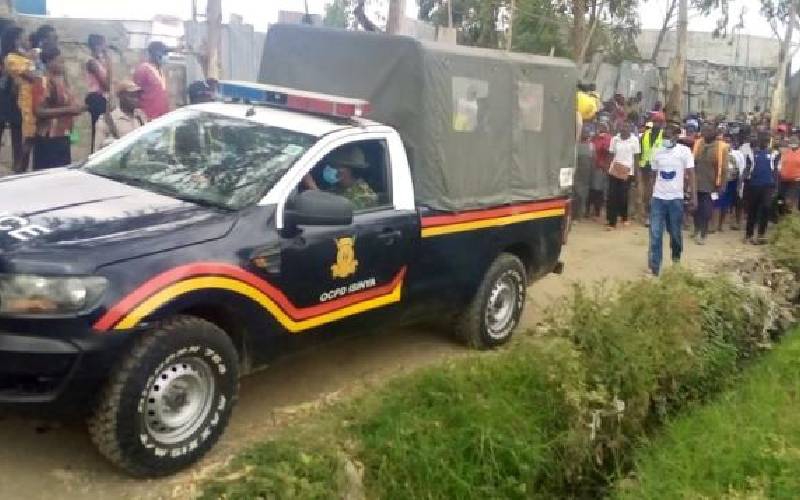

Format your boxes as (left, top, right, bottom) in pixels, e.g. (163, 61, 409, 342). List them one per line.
(456, 253, 527, 349)
(88, 316, 239, 477)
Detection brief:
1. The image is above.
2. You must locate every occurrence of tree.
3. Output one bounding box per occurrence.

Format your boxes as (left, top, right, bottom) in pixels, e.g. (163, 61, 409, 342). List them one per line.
(387, 0, 407, 34)
(206, 0, 222, 80)
(649, 0, 678, 63)
(324, 0, 351, 28)
(761, 0, 800, 128)
(510, 0, 570, 56)
(566, 0, 641, 63)
(665, 0, 687, 116)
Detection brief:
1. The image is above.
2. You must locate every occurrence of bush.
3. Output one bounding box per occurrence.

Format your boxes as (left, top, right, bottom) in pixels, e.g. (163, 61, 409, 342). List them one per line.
(202, 269, 790, 499)
(769, 214, 800, 275)
(540, 269, 779, 495)
(614, 329, 800, 499)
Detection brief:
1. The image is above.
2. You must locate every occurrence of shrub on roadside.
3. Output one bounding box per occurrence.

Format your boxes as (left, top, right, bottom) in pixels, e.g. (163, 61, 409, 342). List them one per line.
(614, 329, 800, 500)
(541, 269, 779, 495)
(202, 268, 791, 499)
(769, 214, 800, 275)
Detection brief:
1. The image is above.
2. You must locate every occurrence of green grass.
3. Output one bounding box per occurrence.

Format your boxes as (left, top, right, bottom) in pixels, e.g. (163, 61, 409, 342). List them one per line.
(615, 330, 800, 500)
(201, 270, 787, 499)
(351, 339, 588, 499)
(769, 214, 800, 275)
(202, 338, 591, 499)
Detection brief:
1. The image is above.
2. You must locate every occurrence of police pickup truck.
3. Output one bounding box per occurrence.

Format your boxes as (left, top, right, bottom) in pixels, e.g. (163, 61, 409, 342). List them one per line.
(0, 79, 572, 475)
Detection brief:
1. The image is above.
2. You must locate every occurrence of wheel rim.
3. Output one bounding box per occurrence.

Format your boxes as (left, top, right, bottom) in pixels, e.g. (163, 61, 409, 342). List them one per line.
(143, 357, 216, 445)
(485, 271, 521, 340)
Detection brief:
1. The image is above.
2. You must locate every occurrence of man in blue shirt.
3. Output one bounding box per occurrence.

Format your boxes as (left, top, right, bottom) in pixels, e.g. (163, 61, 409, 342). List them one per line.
(745, 132, 778, 244)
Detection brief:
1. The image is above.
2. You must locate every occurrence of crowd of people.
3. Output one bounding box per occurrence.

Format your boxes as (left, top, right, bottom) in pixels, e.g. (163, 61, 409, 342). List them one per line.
(575, 86, 797, 276)
(0, 20, 192, 173)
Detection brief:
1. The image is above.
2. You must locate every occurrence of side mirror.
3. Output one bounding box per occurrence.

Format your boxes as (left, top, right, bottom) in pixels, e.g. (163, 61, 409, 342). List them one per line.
(285, 190, 354, 227)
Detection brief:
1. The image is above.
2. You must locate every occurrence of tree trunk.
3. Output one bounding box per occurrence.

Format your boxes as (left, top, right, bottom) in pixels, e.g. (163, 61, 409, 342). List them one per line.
(447, 0, 453, 27)
(572, 0, 586, 62)
(770, 1, 795, 129)
(355, 0, 379, 31)
(507, 0, 515, 51)
(665, 0, 687, 117)
(206, 0, 222, 80)
(386, 0, 406, 34)
(651, 0, 677, 64)
(577, 16, 599, 67)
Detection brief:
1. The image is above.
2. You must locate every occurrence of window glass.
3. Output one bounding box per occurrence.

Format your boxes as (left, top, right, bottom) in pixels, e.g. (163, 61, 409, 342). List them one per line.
(301, 139, 391, 212)
(452, 77, 488, 132)
(518, 81, 544, 132)
(83, 109, 315, 210)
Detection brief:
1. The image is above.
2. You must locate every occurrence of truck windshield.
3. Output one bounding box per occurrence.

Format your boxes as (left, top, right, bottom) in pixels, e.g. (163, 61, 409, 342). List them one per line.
(83, 109, 315, 210)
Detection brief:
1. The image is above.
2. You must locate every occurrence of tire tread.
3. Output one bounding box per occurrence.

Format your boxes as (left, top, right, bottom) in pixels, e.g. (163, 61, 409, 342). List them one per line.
(87, 315, 237, 477)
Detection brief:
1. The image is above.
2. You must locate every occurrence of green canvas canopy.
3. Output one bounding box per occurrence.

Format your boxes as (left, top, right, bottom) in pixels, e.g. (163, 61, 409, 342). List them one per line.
(259, 24, 577, 212)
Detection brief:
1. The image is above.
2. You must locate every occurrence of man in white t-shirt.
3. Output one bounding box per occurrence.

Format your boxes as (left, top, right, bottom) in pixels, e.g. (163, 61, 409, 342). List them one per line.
(606, 121, 640, 228)
(648, 123, 697, 275)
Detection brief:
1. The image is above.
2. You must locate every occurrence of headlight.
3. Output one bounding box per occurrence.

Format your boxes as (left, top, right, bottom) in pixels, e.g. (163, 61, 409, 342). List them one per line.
(0, 274, 108, 315)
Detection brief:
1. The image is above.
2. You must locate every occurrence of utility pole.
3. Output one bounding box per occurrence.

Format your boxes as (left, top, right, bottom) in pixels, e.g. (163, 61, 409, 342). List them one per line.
(206, 0, 222, 80)
(447, 0, 453, 28)
(666, 0, 687, 117)
(770, 0, 795, 129)
(386, 0, 406, 35)
(507, 0, 515, 51)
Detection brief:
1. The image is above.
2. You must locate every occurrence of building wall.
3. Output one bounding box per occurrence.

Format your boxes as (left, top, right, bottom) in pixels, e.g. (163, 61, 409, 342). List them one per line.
(584, 30, 779, 118)
(586, 58, 775, 118)
(637, 29, 780, 69)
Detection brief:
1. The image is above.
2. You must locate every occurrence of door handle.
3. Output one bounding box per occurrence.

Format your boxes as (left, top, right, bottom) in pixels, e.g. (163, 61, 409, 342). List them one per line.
(377, 228, 402, 245)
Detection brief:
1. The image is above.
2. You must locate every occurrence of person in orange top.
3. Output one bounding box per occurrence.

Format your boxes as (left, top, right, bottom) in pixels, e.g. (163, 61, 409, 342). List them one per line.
(2, 26, 38, 173)
(691, 123, 729, 244)
(779, 135, 800, 213)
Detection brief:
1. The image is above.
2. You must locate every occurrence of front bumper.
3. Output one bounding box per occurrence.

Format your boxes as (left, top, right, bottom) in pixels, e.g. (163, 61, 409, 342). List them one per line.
(0, 329, 133, 414)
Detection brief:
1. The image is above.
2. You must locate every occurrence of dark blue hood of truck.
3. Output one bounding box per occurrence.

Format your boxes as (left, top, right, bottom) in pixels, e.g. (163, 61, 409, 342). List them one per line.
(0, 168, 236, 273)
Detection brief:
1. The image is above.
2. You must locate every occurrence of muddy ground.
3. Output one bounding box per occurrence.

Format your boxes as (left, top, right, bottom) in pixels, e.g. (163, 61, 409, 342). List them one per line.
(0, 221, 759, 499)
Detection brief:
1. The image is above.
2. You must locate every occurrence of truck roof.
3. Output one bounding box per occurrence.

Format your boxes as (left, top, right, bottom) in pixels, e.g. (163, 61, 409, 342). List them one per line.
(188, 102, 379, 137)
(259, 24, 577, 212)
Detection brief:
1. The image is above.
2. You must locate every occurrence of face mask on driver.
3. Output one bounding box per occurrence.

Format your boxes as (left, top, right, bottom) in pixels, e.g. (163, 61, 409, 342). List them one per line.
(322, 165, 339, 185)
(662, 139, 675, 148)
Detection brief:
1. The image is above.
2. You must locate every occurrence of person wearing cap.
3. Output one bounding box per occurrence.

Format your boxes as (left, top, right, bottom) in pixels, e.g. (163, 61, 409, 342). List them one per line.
(324, 145, 378, 210)
(133, 41, 170, 120)
(95, 80, 147, 149)
(638, 111, 665, 225)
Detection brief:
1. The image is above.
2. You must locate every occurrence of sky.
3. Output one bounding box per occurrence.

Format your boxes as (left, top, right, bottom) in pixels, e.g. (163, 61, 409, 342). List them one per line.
(639, 0, 778, 41)
(45, 0, 790, 42)
(46, 0, 416, 31)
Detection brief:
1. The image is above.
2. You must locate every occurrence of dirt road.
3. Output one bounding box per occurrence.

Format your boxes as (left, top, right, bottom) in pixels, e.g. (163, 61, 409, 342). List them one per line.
(0, 222, 759, 499)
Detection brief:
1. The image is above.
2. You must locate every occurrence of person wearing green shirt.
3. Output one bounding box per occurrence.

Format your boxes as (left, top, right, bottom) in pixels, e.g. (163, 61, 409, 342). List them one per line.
(326, 145, 379, 211)
(639, 111, 665, 225)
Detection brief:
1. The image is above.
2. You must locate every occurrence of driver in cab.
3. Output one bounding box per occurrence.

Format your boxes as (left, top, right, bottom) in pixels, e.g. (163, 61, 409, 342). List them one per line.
(307, 145, 378, 210)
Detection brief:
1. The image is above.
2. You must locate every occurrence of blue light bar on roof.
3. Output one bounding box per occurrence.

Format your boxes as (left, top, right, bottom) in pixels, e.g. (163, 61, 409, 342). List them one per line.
(217, 81, 371, 118)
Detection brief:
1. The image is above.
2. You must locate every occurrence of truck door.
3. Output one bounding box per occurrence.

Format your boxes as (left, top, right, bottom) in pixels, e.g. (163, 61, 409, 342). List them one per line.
(267, 137, 417, 334)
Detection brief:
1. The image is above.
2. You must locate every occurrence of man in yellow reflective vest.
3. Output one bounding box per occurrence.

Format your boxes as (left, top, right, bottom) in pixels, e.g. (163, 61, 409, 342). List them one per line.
(639, 111, 665, 225)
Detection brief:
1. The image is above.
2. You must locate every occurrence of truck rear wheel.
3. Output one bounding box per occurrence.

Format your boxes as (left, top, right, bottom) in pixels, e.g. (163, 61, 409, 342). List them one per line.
(88, 316, 239, 477)
(456, 253, 527, 349)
